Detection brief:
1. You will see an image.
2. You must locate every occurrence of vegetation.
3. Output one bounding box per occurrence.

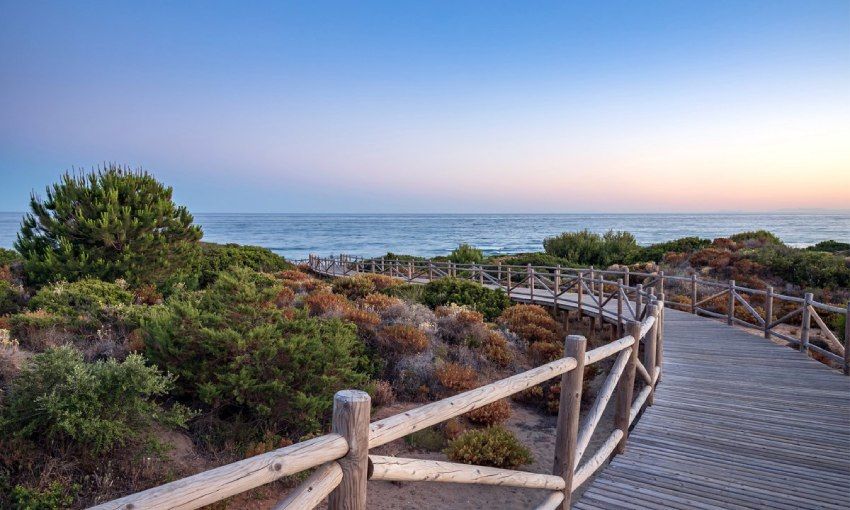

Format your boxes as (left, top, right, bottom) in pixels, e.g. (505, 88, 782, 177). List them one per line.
(640, 237, 710, 263)
(422, 278, 509, 320)
(448, 243, 484, 264)
(196, 243, 291, 287)
(141, 267, 370, 439)
(543, 229, 640, 266)
(807, 240, 850, 253)
(15, 165, 202, 290)
(1, 346, 192, 456)
(444, 426, 532, 468)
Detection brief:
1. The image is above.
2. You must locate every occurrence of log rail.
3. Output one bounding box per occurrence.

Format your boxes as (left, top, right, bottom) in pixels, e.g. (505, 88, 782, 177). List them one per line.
(91, 258, 666, 510)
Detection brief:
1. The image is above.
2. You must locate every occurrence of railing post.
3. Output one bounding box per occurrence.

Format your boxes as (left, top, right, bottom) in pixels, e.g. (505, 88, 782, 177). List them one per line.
(658, 271, 665, 296)
(727, 280, 736, 325)
(428, 260, 433, 280)
(690, 274, 697, 314)
(597, 280, 604, 331)
(844, 302, 849, 376)
(528, 264, 535, 301)
(408, 261, 413, 281)
(656, 294, 665, 377)
(577, 272, 584, 319)
(644, 304, 659, 406)
(589, 266, 595, 296)
(328, 390, 370, 510)
(616, 279, 624, 336)
(479, 265, 484, 285)
(635, 284, 644, 319)
(553, 335, 586, 509)
(623, 266, 630, 287)
(381, 257, 385, 273)
(800, 293, 813, 352)
(764, 286, 774, 339)
(614, 320, 640, 454)
(497, 263, 502, 285)
(554, 265, 562, 310)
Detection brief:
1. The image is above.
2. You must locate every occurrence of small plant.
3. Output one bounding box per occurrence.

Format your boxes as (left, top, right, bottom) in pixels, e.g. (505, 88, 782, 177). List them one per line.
(423, 278, 509, 321)
(435, 362, 477, 392)
(729, 230, 783, 247)
(375, 324, 429, 354)
(435, 304, 489, 346)
(8, 481, 77, 510)
(197, 243, 291, 287)
(359, 293, 403, 313)
(0, 280, 24, 316)
(361, 273, 401, 292)
(304, 291, 354, 316)
(449, 243, 484, 264)
(467, 400, 511, 425)
(332, 275, 377, 300)
(543, 229, 640, 266)
(28, 279, 133, 319)
(369, 380, 396, 407)
(0, 346, 192, 456)
(640, 236, 711, 263)
(444, 426, 532, 468)
(481, 331, 514, 367)
(343, 308, 382, 332)
(498, 304, 560, 344)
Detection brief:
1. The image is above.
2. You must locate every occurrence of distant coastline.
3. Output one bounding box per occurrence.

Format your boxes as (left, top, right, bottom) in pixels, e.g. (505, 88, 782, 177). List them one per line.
(2, 211, 849, 260)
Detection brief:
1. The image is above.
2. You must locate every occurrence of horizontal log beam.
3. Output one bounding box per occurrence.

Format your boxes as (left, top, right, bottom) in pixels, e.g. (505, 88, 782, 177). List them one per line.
(273, 462, 342, 510)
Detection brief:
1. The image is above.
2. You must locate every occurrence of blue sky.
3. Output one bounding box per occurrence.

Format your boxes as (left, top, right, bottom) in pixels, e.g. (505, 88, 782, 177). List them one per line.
(1, 1, 848, 213)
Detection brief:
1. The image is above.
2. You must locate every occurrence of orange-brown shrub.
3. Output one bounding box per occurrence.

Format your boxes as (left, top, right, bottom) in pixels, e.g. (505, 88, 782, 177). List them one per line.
(482, 331, 513, 367)
(467, 399, 511, 425)
(332, 275, 377, 299)
(711, 238, 738, 250)
(304, 292, 353, 316)
(275, 286, 296, 308)
(498, 304, 560, 344)
(133, 284, 162, 305)
(370, 380, 396, 406)
(435, 362, 478, 392)
(376, 324, 429, 354)
(529, 341, 562, 364)
(0, 265, 11, 283)
(362, 273, 402, 292)
(690, 248, 731, 269)
(344, 308, 381, 331)
(359, 293, 403, 313)
(443, 418, 466, 440)
(278, 269, 311, 282)
(436, 304, 489, 346)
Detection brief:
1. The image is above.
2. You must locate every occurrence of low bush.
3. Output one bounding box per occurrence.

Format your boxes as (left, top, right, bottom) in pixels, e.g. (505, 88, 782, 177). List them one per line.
(481, 331, 514, 367)
(0, 247, 22, 267)
(8, 311, 73, 351)
(444, 426, 532, 468)
(142, 267, 371, 439)
(449, 244, 484, 264)
(384, 283, 426, 302)
(543, 229, 640, 266)
(498, 304, 560, 344)
(640, 236, 710, 263)
(467, 399, 511, 425)
(29, 279, 133, 320)
(422, 278, 509, 321)
(0, 280, 24, 316)
(0, 346, 192, 457)
(304, 291, 353, 316)
(375, 324, 429, 355)
(361, 273, 402, 292)
(4, 481, 77, 510)
(435, 362, 477, 392)
(435, 305, 488, 346)
(499, 252, 572, 268)
(332, 275, 377, 299)
(196, 243, 291, 287)
(756, 247, 850, 289)
(729, 230, 783, 247)
(369, 380, 396, 406)
(359, 293, 403, 313)
(807, 240, 850, 254)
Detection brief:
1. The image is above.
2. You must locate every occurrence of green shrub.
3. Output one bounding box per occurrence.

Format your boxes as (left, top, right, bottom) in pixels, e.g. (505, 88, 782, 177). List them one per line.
(444, 426, 532, 468)
(29, 279, 133, 317)
(807, 240, 850, 254)
(640, 236, 711, 263)
(543, 229, 640, 267)
(422, 278, 509, 321)
(15, 165, 202, 289)
(384, 283, 426, 302)
(332, 275, 377, 299)
(6, 481, 77, 510)
(142, 266, 370, 438)
(728, 230, 783, 246)
(0, 346, 192, 456)
(196, 243, 291, 287)
(0, 247, 22, 267)
(448, 244, 484, 264)
(0, 280, 24, 316)
(833, 314, 846, 342)
(755, 247, 850, 289)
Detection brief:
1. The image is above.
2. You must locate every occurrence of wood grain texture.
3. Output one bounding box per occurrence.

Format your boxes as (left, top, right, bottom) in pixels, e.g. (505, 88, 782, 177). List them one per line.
(273, 462, 342, 510)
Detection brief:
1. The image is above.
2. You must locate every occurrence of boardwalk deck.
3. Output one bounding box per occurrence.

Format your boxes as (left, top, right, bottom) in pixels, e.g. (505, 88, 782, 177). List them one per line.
(317, 263, 850, 509)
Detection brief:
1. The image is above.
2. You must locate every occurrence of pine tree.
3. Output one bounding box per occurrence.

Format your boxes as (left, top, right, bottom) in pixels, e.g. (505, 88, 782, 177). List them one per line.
(15, 164, 203, 288)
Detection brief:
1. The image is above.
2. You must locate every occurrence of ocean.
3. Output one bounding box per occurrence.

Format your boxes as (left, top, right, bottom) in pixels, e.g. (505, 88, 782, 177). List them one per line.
(1, 212, 848, 260)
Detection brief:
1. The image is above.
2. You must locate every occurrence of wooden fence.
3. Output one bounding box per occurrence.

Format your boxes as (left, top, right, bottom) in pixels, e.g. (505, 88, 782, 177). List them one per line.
(311, 254, 850, 375)
(91, 259, 665, 510)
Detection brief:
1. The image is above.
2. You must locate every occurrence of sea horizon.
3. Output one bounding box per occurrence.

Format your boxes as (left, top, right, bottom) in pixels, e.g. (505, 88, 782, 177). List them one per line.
(2, 211, 848, 260)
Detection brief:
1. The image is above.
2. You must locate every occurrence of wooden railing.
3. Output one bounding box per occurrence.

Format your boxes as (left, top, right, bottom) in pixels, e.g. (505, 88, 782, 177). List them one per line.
(92, 258, 665, 510)
(311, 254, 850, 375)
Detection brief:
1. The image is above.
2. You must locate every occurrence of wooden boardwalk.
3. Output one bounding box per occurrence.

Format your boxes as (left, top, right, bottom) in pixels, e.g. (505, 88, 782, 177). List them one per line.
(576, 308, 850, 509)
(317, 262, 850, 509)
